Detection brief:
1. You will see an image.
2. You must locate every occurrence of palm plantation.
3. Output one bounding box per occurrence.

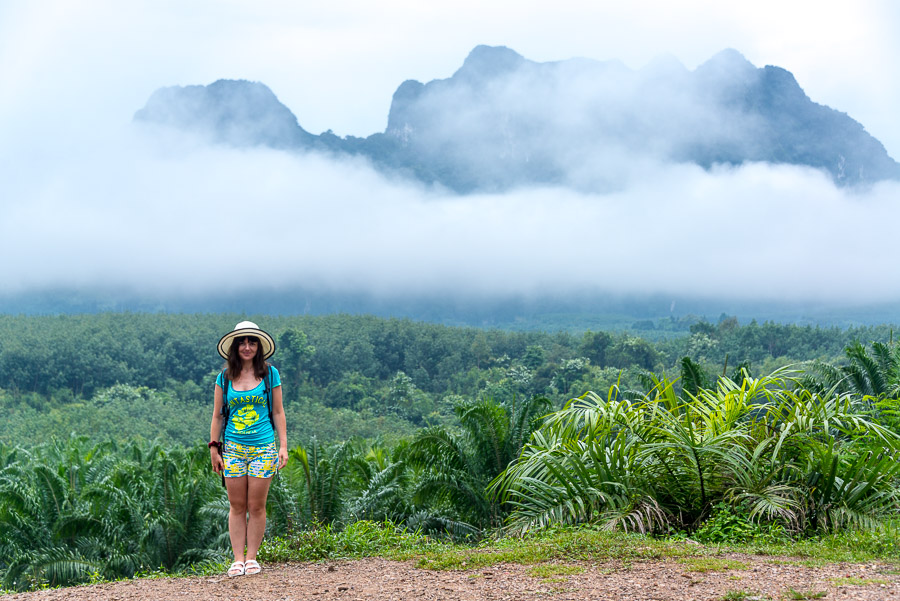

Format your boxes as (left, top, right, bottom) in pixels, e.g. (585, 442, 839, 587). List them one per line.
(0, 438, 223, 591)
(3, 328, 900, 592)
(492, 368, 900, 534)
(405, 395, 552, 534)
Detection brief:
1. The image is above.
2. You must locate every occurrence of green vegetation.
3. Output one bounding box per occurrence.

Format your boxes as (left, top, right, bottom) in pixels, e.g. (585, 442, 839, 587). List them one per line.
(719, 591, 765, 601)
(0, 437, 223, 591)
(787, 590, 828, 600)
(527, 563, 585, 579)
(830, 576, 890, 586)
(257, 523, 900, 571)
(492, 368, 900, 535)
(1, 313, 897, 447)
(677, 557, 749, 572)
(1, 313, 899, 592)
(257, 520, 430, 562)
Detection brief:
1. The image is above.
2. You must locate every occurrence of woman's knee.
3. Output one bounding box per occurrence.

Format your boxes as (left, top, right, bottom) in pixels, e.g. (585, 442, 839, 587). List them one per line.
(229, 498, 248, 514)
(247, 499, 267, 516)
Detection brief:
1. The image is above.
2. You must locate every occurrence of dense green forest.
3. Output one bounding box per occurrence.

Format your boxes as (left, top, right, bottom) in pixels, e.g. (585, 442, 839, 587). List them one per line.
(1, 313, 896, 446)
(1, 313, 899, 591)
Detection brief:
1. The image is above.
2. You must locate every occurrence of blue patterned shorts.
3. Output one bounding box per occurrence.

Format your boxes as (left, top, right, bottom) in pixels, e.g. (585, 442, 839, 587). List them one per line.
(222, 440, 278, 479)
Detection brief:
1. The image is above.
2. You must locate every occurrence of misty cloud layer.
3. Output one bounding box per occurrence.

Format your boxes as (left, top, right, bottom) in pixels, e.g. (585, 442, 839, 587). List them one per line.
(3, 119, 899, 306)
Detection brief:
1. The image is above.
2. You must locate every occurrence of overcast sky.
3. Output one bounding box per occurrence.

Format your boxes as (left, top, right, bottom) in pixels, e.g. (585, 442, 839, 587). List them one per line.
(1, 0, 899, 306)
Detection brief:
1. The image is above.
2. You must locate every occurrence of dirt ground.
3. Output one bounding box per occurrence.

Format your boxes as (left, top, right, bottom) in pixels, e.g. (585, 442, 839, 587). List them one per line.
(4, 554, 899, 601)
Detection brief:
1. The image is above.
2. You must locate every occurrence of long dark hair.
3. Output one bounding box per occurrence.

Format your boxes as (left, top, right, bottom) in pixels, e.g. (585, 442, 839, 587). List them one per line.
(224, 336, 269, 381)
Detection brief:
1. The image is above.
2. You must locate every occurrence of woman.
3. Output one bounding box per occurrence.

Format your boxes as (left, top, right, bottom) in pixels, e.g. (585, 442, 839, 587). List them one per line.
(209, 321, 288, 577)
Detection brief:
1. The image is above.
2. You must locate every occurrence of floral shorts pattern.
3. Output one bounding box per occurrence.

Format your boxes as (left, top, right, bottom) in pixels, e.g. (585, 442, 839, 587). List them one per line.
(222, 440, 278, 479)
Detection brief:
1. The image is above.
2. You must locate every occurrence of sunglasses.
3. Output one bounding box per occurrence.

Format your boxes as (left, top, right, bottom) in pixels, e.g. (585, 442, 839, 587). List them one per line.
(234, 336, 259, 346)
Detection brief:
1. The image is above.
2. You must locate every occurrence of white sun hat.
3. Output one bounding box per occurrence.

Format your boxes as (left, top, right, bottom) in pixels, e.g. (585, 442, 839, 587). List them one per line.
(217, 321, 276, 360)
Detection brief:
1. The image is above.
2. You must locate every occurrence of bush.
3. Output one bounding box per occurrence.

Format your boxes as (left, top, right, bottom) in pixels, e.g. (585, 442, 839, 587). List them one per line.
(694, 503, 787, 544)
(258, 521, 430, 562)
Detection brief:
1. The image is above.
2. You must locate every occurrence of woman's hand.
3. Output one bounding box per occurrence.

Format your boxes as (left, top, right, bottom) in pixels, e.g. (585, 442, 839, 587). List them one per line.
(210, 448, 224, 473)
(277, 446, 289, 470)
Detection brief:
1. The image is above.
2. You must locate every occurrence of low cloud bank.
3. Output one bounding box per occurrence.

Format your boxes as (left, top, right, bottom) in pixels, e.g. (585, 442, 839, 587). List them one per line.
(2, 125, 898, 306)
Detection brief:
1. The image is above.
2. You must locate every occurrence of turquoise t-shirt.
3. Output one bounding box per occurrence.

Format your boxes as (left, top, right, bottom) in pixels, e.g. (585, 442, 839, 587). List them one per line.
(216, 366, 282, 447)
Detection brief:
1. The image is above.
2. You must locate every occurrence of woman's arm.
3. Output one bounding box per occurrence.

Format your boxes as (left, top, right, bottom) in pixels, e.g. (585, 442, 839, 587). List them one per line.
(271, 385, 288, 469)
(209, 383, 225, 472)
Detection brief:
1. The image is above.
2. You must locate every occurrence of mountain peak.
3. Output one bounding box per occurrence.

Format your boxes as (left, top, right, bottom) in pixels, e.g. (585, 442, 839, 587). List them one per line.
(694, 48, 758, 87)
(453, 45, 527, 82)
(702, 48, 755, 69)
(134, 79, 314, 148)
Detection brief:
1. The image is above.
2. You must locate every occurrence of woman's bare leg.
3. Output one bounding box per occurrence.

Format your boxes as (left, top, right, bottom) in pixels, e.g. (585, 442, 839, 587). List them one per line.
(225, 476, 249, 562)
(245, 476, 273, 561)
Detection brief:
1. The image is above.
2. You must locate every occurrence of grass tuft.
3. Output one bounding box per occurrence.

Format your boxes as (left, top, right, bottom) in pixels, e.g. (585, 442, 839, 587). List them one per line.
(258, 520, 436, 563)
(719, 590, 767, 601)
(527, 563, 586, 579)
(786, 589, 827, 600)
(414, 528, 696, 571)
(831, 576, 889, 586)
(677, 557, 750, 573)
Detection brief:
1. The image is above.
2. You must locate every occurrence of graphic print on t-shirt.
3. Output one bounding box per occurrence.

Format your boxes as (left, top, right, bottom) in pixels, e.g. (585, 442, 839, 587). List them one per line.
(233, 405, 260, 431)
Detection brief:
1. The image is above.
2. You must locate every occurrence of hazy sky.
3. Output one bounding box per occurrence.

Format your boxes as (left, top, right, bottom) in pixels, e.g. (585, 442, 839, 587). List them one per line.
(2, 0, 899, 306)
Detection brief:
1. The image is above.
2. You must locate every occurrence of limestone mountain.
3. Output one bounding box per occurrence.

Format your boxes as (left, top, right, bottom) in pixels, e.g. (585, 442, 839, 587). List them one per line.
(134, 45, 900, 191)
(134, 79, 316, 149)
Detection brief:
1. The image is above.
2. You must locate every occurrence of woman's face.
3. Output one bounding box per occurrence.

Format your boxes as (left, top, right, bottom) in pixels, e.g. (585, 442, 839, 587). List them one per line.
(236, 336, 259, 362)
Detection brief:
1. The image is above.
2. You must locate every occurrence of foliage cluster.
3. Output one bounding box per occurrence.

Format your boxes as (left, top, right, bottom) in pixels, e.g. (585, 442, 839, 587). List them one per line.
(494, 369, 900, 535)
(693, 502, 787, 544)
(258, 520, 431, 562)
(1, 313, 895, 447)
(0, 437, 225, 592)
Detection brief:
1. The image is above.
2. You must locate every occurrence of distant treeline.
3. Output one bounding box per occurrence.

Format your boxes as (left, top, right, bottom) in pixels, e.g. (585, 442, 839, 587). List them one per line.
(0, 313, 895, 446)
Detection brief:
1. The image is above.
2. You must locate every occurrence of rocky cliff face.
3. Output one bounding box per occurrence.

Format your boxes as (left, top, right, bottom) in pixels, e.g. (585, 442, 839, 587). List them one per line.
(134, 46, 900, 191)
(384, 46, 899, 189)
(134, 79, 316, 149)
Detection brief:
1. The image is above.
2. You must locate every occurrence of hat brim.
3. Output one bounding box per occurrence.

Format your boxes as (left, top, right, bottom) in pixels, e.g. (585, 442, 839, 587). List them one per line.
(217, 327, 276, 360)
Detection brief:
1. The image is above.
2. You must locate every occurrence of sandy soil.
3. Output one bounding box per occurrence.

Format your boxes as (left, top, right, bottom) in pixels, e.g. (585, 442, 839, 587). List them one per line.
(4, 555, 899, 601)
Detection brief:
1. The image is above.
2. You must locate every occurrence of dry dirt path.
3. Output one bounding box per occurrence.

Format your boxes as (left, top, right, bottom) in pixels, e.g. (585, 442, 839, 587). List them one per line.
(4, 555, 899, 601)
